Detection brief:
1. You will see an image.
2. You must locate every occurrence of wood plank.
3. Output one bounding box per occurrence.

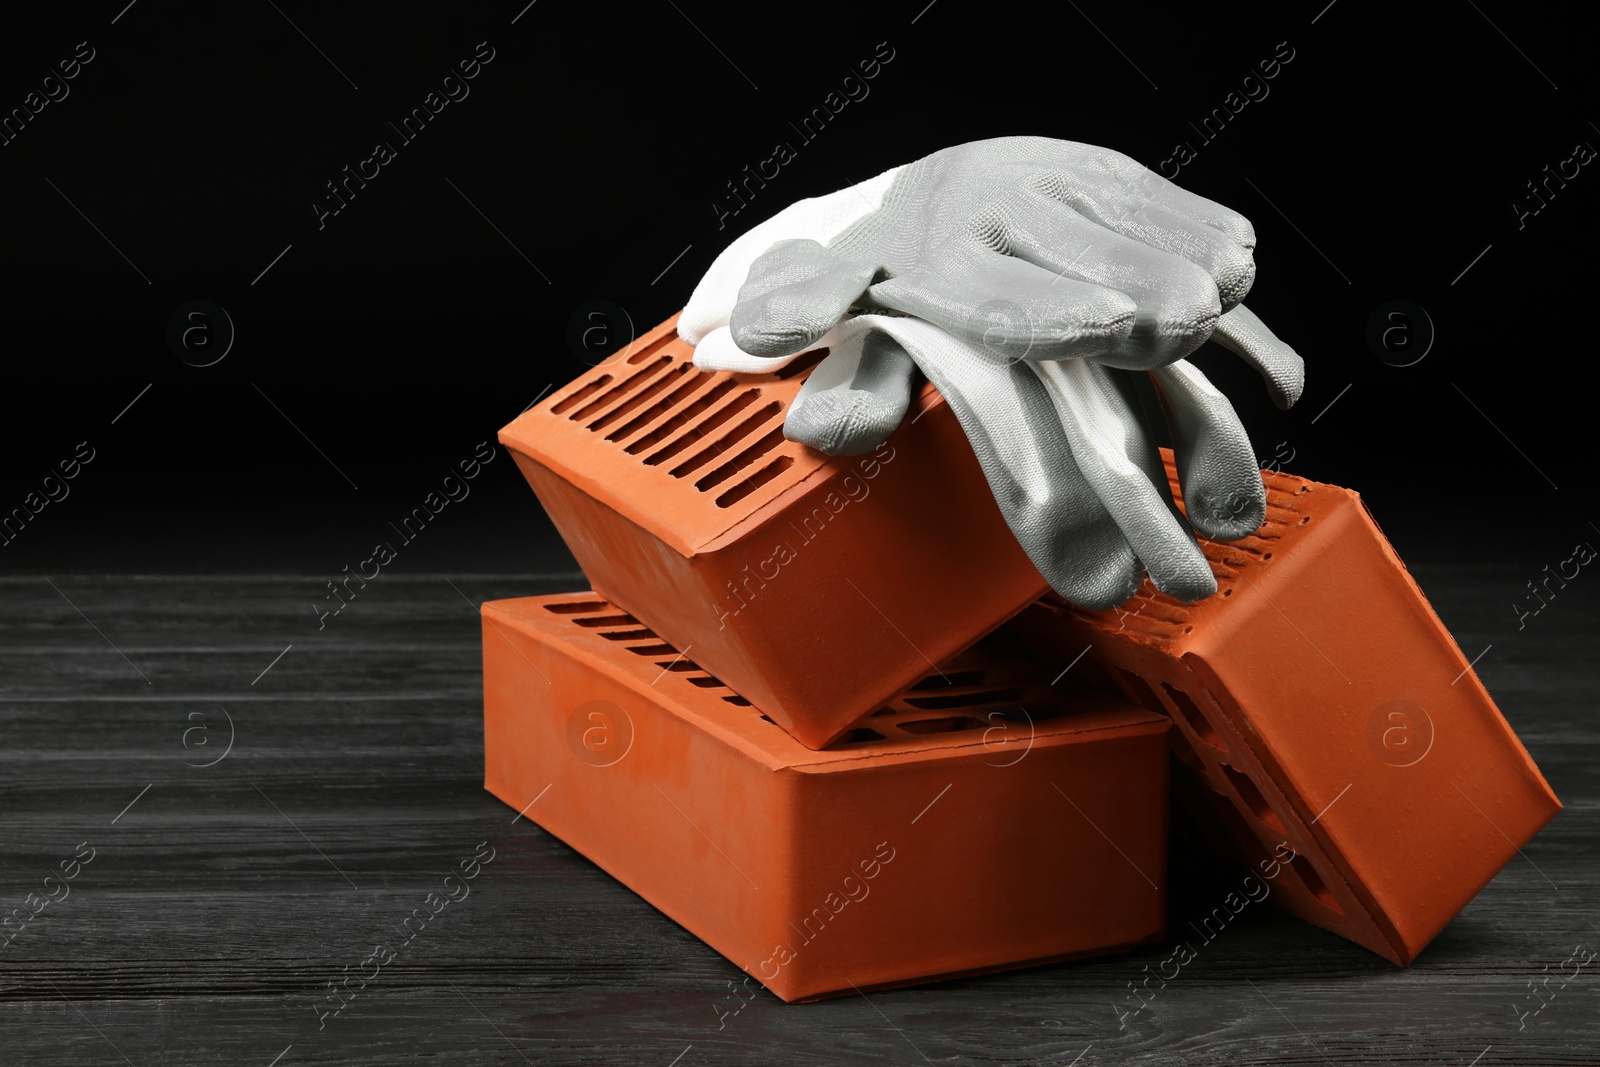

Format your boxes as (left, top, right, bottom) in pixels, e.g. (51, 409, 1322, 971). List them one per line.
(1, 569, 1594, 1065)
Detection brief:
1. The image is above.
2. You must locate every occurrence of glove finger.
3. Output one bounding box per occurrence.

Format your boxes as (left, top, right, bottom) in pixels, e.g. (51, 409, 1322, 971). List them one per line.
(784, 326, 918, 456)
(1028, 151, 1256, 307)
(1210, 304, 1305, 410)
(1151, 359, 1266, 541)
(1079, 148, 1258, 250)
(1102, 200, 1256, 313)
(859, 314, 1143, 610)
(1032, 359, 1217, 602)
(1138, 173, 1257, 252)
(1028, 138, 1256, 246)
(678, 166, 903, 345)
(866, 256, 1137, 363)
(691, 324, 808, 373)
(728, 239, 879, 358)
(1001, 190, 1221, 371)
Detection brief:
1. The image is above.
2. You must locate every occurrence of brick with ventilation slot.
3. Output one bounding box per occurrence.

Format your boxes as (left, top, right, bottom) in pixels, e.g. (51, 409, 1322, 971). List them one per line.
(497, 313, 1050, 749)
(1009, 459, 1561, 965)
(481, 590, 1170, 1002)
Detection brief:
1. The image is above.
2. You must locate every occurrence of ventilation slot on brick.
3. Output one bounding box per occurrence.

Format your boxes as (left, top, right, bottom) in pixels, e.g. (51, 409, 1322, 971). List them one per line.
(625, 333, 676, 364)
(1161, 682, 1225, 751)
(551, 597, 778, 721)
(543, 600, 609, 615)
(1221, 763, 1286, 833)
(566, 357, 673, 422)
(590, 364, 700, 436)
(696, 426, 786, 493)
(604, 371, 715, 444)
(626, 380, 740, 456)
(837, 727, 886, 744)
(624, 643, 678, 657)
(570, 613, 639, 628)
(548, 374, 612, 416)
(646, 390, 760, 467)
(597, 628, 656, 641)
(1285, 849, 1343, 914)
(671, 403, 782, 479)
(769, 348, 830, 380)
(715, 456, 794, 508)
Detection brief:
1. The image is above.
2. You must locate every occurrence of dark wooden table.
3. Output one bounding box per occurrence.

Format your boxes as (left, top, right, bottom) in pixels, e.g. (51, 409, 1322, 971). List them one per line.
(2, 565, 1594, 1066)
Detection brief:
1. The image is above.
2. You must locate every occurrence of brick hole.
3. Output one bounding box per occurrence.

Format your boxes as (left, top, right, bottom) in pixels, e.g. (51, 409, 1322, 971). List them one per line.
(626, 336, 671, 364)
(603, 368, 711, 442)
(769, 348, 829, 380)
(1286, 849, 1343, 913)
(589, 363, 692, 434)
(549, 374, 611, 415)
(1161, 682, 1225, 751)
(655, 660, 700, 673)
(544, 600, 608, 614)
(570, 613, 640, 628)
(722, 695, 752, 706)
(624, 644, 678, 657)
(1220, 763, 1287, 833)
(627, 380, 740, 456)
(695, 424, 786, 491)
(569, 356, 673, 422)
(670, 402, 782, 478)
(837, 727, 886, 744)
(684, 675, 726, 688)
(597, 628, 655, 641)
(1222, 588, 1234, 597)
(645, 389, 759, 467)
(715, 455, 794, 508)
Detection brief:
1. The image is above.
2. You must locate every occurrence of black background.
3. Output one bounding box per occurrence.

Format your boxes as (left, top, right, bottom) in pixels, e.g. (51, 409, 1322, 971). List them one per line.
(3, 3, 1597, 1065)
(2, 0, 1593, 576)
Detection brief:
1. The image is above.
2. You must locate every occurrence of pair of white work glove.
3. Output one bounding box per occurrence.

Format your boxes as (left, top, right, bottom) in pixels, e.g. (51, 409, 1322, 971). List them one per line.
(679, 137, 1303, 611)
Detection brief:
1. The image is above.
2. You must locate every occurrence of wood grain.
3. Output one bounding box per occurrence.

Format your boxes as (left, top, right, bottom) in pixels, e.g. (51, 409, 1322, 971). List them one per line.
(1, 567, 1594, 1066)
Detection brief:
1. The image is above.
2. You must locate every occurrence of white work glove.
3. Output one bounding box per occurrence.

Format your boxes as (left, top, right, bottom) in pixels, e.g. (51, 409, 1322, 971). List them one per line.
(679, 137, 1304, 609)
(681, 135, 1302, 398)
